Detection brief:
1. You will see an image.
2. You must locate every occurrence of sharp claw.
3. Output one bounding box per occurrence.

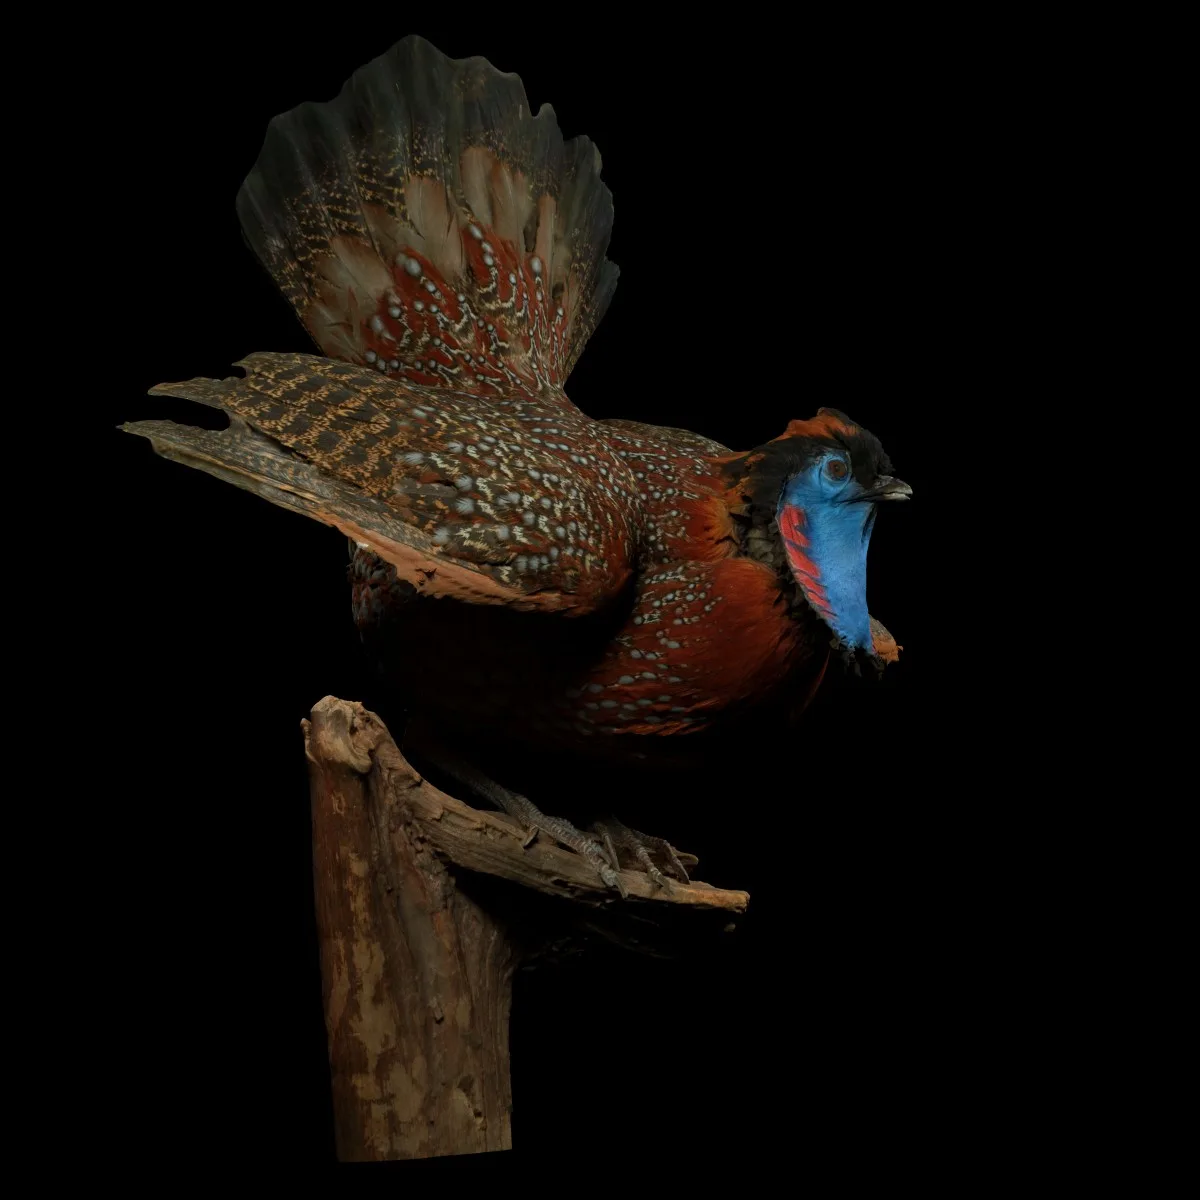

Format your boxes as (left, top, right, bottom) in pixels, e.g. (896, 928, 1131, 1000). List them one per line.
(600, 829, 621, 872)
(666, 847, 691, 884)
(629, 828, 694, 885)
(522, 826, 539, 848)
(598, 862, 628, 899)
(630, 843, 671, 890)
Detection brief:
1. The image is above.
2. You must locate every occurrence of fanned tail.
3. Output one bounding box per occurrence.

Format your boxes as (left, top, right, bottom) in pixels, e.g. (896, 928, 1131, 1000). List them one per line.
(236, 35, 618, 394)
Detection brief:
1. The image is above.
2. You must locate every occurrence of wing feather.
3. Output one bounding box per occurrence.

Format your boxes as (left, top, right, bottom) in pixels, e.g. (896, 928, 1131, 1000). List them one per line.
(125, 352, 639, 614)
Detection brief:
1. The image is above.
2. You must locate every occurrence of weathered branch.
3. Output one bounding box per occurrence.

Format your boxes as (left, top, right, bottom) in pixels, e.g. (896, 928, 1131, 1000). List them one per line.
(302, 695, 749, 1160)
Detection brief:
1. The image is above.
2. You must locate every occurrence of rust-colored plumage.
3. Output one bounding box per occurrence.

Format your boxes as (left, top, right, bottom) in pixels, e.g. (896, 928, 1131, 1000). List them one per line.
(124, 37, 907, 855)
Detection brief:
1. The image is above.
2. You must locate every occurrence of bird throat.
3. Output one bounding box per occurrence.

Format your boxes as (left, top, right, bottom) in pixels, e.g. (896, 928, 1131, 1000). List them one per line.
(777, 502, 875, 652)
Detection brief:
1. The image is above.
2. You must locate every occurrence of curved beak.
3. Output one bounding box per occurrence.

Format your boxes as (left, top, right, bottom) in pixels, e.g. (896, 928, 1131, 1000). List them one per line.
(856, 475, 912, 502)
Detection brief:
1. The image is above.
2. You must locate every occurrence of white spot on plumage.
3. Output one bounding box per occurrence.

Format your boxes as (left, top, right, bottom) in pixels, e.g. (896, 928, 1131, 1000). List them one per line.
(432, 526, 451, 545)
(369, 315, 384, 332)
(414, 300, 425, 312)
(469, 225, 483, 240)
(522, 511, 536, 526)
(455, 496, 476, 515)
(402, 451, 425, 465)
(530, 255, 543, 275)
(388, 305, 401, 318)
(404, 257, 422, 277)
(364, 350, 377, 363)
(455, 475, 474, 490)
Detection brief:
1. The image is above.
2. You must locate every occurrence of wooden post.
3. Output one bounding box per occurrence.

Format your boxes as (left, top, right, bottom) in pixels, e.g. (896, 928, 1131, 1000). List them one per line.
(302, 696, 749, 1161)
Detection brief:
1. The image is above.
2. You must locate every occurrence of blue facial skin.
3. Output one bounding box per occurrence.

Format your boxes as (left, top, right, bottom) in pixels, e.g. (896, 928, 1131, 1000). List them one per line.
(778, 452, 877, 652)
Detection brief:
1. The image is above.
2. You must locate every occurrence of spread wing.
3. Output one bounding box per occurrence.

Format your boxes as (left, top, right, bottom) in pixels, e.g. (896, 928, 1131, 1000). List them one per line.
(124, 352, 638, 614)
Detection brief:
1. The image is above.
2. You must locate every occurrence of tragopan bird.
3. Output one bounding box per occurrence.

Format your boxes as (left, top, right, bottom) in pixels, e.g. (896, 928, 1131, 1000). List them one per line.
(124, 36, 911, 893)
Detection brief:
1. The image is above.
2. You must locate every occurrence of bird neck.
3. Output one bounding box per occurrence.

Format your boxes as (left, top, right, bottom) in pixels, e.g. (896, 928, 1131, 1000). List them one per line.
(776, 499, 875, 652)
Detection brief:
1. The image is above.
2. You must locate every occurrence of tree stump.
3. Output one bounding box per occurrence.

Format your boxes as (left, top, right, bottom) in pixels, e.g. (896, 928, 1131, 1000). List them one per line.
(302, 695, 749, 1161)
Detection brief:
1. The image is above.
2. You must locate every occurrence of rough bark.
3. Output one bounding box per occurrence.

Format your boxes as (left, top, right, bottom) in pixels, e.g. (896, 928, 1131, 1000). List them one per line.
(302, 695, 749, 1161)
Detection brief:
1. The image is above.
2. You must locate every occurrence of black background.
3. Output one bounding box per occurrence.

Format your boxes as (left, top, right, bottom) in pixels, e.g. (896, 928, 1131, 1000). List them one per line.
(93, 22, 1018, 1176)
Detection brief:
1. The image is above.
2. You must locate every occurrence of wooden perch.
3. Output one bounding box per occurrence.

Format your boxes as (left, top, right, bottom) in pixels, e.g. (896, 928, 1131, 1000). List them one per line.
(302, 695, 749, 1161)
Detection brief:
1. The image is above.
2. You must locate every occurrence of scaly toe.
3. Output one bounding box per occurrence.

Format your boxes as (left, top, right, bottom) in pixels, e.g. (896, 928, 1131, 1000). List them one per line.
(592, 818, 694, 888)
(637, 832, 692, 885)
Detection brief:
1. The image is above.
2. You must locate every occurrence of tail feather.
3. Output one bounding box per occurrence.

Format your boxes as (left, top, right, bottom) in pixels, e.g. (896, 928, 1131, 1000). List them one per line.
(236, 35, 618, 392)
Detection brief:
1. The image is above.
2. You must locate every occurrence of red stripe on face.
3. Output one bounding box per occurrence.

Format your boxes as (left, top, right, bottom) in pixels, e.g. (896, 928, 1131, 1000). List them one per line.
(781, 504, 834, 615)
(780, 505, 822, 582)
(778, 505, 810, 547)
(805, 580, 831, 605)
(786, 548, 822, 583)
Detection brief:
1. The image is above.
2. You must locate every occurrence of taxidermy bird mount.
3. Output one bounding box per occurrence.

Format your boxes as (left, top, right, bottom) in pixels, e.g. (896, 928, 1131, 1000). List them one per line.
(123, 35, 911, 895)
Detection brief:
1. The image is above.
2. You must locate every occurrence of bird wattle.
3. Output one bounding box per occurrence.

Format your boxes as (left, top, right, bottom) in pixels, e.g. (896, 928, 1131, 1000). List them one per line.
(777, 501, 875, 653)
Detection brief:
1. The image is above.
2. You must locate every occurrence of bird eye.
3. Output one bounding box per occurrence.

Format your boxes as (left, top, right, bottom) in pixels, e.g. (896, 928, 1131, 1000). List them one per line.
(826, 458, 849, 481)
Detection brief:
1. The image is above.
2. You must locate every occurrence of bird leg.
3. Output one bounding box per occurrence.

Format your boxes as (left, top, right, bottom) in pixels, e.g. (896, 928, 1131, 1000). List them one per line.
(488, 785, 630, 899)
(403, 728, 628, 896)
(591, 818, 694, 891)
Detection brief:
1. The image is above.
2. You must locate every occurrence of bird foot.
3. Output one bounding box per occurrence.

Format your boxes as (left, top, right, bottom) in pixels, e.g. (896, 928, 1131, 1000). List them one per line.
(503, 805, 696, 897)
(400, 727, 693, 897)
(501, 798, 628, 896)
(591, 818, 695, 891)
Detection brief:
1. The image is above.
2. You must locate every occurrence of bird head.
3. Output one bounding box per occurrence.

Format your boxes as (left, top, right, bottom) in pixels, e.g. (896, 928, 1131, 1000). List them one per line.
(732, 408, 910, 658)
